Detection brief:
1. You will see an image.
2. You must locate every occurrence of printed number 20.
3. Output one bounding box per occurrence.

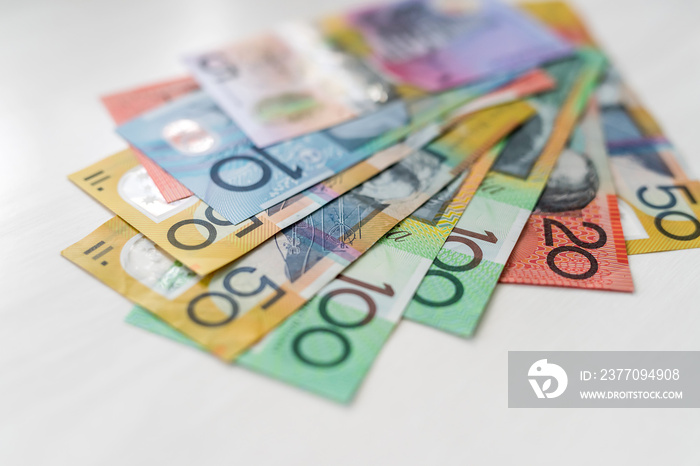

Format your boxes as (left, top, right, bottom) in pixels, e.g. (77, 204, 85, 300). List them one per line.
(543, 219, 606, 280)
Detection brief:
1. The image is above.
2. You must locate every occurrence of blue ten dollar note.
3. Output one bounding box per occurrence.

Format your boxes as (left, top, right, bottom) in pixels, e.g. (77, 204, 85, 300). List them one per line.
(117, 73, 519, 225)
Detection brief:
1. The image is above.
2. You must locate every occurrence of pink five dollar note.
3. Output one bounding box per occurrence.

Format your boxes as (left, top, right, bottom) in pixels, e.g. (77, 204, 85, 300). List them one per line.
(101, 77, 198, 202)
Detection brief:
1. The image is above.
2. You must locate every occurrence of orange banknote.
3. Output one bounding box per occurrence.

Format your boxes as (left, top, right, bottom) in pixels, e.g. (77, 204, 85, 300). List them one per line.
(101, 77, 198, 202)
(500, 100, 633, 292)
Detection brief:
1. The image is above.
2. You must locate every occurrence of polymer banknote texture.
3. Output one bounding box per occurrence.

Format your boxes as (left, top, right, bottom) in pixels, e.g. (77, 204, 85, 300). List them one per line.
(64, 101, 531, 360)
(77, 73, 551, 275)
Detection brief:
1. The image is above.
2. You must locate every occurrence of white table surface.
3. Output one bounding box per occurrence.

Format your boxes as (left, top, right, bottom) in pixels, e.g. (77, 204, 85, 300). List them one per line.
(2, 0, 699, 464)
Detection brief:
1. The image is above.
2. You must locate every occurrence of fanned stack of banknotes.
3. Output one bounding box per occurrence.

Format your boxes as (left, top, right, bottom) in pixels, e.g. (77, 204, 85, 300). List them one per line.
(62, 1, 700, 402)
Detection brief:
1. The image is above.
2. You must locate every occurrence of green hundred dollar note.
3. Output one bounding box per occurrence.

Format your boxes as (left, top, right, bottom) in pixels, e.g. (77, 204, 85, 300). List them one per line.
(403, 49, 604, 337)
(64, 102, 530, 361)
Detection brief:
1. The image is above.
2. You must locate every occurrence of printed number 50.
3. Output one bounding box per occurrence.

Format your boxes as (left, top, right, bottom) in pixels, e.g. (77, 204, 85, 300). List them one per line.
(637, 185, 700, 241)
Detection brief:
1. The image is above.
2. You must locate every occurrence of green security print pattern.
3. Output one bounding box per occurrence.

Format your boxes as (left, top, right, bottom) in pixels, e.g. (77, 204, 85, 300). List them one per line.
(404, 49, 605, 337)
